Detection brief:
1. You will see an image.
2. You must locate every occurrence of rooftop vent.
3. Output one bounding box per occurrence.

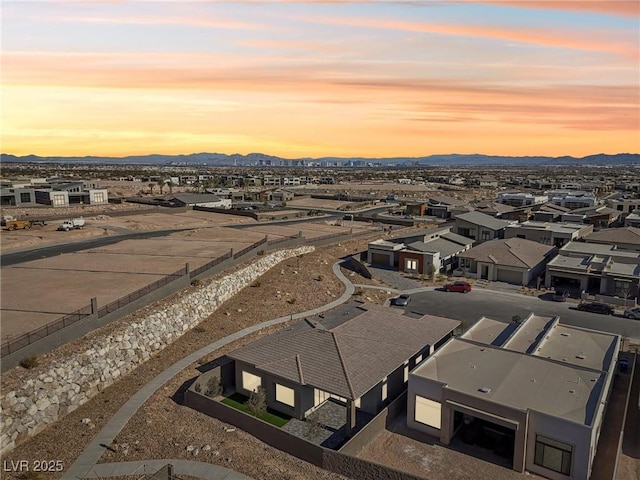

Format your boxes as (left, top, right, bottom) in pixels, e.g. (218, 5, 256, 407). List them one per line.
(478, 387, 492, 394)
(576, 354, 586, 360)
(569, 390, 575, 394)
(561, 332, 570, 337)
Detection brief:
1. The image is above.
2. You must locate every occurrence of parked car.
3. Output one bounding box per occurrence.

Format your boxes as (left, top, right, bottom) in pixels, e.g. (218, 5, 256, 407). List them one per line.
(393, 294, 411, 307)
(577, 302, 614, 315)
(552, 290, 569, 302)
(443, 281, 472, 293)
(623, 307, 640, 319)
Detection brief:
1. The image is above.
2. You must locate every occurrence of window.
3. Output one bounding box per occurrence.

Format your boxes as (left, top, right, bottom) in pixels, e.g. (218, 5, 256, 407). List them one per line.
(93, 192, 106, 204)
(20, 192, 31, 203)
(460, 258, 472, 269)
(614, 280, 632, 297)
(414, 396, 441, 429)
(275, 383, 295, 407)
(241, 371, 261, 393)
(405, 258, 418, 273)
(381, 377, 388, 401)
(52, 194, 66, 207)
(534, 435, 573, 475)
(404, 361, 409, 382)
(415, 354, 423, 365)
(481, 230, 491, 241)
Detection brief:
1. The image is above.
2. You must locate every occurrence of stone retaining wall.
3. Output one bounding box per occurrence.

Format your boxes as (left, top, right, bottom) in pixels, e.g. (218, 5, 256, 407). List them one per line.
(0, 246, 315, 454)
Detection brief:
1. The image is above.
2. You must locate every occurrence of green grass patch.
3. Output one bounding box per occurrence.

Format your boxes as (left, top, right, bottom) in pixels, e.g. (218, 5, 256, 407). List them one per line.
(221, 393, 291, 427)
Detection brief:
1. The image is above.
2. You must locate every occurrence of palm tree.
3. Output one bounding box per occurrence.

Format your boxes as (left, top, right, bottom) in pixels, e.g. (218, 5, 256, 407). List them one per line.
(148, 183, 156, 195)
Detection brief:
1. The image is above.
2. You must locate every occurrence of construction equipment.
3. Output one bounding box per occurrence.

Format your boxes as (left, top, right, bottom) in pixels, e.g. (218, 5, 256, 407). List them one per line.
(4, 219, 47, 230)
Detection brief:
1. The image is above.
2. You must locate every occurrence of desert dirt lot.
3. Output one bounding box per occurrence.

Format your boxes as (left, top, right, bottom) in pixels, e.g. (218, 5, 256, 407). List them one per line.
(0, 208, 380, 343)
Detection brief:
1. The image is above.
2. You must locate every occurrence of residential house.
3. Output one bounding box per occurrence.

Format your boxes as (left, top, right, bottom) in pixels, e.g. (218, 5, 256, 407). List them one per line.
(408, 313, 620, 480)
(226, 302, 460, 436)
(625, 211, 640, 228)
(474, 201, 533, 222)
(497, 193, 548, 207)
(546, 190, 597, 210)
(367, 226, 474, 274)
(457, 238, 556, 285)
(424, 196, 470, 219)
(271, 189, 295, 202)
(505, 221, 593, 248)
(561, 206, 620, 229)
(531, 203, 571, 222)
(545, 242, 640, 303)
(584, 227, 640, 252)
(453, 211, 512, 243)
(169, 194, 232, 209)
(478, 176, 499, 188)
(605, 193, 640, 217)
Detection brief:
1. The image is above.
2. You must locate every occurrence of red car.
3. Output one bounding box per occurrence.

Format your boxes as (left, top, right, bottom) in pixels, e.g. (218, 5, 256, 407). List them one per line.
(443, 281, 472, 293)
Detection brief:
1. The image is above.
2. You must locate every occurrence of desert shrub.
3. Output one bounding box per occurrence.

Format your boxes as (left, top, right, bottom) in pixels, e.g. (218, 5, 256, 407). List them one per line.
(426, 264, 436, 280)
(252, 280, 262, 287)
(354, 287, 364, 296)
(194, 382, 202, 393)
(256, 250, 266, 256)
(191, 278, 202, 287)
(247, 386, 267, 414)
(20, 356, 39, 369)
(205, 376, 223, 397)
(316, 274, 324, 282)
(194, 325, 206, 333)
(287, 297, 297, 305)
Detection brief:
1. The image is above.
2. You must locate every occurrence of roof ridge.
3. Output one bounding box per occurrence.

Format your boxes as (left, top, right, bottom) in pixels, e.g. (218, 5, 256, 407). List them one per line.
(332, 333, 356, 400)
(295, 354, 305, 384)
(507, 239, 539, 268)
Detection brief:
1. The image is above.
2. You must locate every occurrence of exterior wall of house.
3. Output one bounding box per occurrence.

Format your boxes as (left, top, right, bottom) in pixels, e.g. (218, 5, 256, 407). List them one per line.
(406, 204, 427, 216)
(526, 411, 593, 480)
(88, 189, 109, 205)
(399, 251, 424, 274)
(454, 219, 503, 243)
(35, 190, 69, 207)
(234, 360, 310, 420)
(545, 271, 589, 291)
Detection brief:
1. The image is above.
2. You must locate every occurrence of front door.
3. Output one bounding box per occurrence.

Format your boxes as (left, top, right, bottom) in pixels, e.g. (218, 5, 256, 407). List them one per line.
(481, 265, 489, 280)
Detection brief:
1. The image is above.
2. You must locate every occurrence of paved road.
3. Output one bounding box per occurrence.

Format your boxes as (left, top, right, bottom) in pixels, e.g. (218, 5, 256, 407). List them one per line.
(403, 289, 640, 339)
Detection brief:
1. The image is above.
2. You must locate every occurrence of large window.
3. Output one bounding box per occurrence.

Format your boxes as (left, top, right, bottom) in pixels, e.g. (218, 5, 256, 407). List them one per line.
(614, 280, 632, 298)
(275, 383, 295, 407)
(93, 192, 106, 204)
(414, 396, 441, 429)
(241, 371, 261, 393)
(534, 435, 573, 476)
(481, 230, 491, 241)
(52, 194, 66, 207)
(20, 192, 31, 203)
(405, 258, 418, 273)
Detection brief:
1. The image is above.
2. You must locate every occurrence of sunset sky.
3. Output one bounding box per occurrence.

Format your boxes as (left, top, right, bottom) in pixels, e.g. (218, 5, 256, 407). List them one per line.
(2, 1, 639, 158)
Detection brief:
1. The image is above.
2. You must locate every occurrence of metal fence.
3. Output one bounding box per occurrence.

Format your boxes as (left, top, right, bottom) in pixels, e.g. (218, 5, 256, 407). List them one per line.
(233, 236, 267, 259)
(266, 234, 301, 247)
(189, 250, 233, 279)
(1, 304, 93, 357)
(97, 266, 188, 318)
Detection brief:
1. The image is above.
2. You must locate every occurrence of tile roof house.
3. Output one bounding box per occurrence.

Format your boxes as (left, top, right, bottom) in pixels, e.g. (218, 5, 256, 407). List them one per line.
(584, 226, 640, 251)
(453, 211, 513, 244)
(407, 313, 620, 479)
(457, 238, 556, 285)
(367, 226, 474, 274)
(226, 302, 460, 436)
(545, 241, 640, 303)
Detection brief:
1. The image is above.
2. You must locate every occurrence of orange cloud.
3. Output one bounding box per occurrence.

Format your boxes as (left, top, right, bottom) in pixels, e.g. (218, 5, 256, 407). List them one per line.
(290, 14, 637, 60)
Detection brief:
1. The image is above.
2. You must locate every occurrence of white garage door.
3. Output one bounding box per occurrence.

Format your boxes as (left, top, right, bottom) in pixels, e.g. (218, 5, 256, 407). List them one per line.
(496, 269, 524, 285)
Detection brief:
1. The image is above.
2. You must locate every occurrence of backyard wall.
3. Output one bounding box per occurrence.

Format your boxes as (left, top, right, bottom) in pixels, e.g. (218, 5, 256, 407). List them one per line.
(0, 246, 314, 454)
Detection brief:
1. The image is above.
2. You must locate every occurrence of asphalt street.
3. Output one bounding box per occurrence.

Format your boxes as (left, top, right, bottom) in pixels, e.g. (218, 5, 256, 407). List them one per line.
(402, 289, 640, 340)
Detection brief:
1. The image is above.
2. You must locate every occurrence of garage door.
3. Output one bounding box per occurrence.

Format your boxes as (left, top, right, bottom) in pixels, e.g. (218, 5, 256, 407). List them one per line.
(496, 269, 523, 285)
(371, 253, 391, 266)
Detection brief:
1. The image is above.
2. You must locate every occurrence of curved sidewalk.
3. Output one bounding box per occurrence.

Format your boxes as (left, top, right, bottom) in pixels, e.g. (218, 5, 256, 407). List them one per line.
(83, 459, 253, 479)
(62, 261, 354, 480)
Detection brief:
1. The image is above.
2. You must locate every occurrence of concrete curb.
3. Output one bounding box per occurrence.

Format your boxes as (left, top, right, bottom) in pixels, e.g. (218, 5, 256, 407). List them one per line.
(61, 261, 355, 480)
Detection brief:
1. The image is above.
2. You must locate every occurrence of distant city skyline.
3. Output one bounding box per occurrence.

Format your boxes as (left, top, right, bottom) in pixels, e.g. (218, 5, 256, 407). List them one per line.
(2, 1, 639, 158)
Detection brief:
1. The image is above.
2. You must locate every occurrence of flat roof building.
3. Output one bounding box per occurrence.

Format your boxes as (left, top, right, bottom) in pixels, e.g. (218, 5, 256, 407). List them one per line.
(407, 313, 620, 480)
